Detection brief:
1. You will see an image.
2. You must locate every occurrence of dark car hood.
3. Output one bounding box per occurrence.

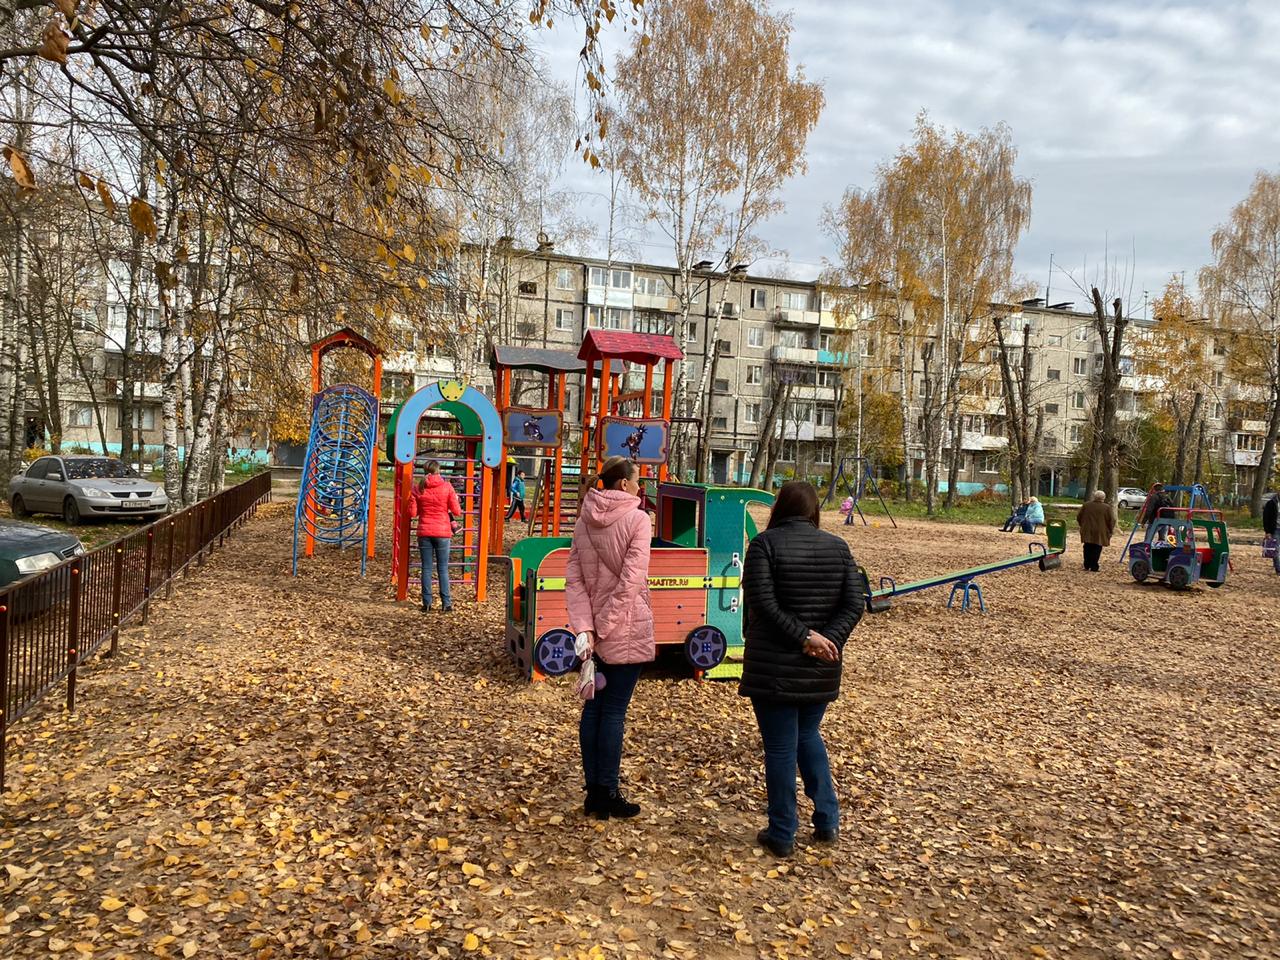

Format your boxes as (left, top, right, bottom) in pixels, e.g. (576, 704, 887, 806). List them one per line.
(0, 519, 83, 550)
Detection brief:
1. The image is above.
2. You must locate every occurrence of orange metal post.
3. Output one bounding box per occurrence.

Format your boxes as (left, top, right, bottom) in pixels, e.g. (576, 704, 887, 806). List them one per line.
(552, 373, 566, 536)
(643, 362, 654, 417)
(395, 461, 414, 601)
(659, 360, 674, 483)
(477, 463, 493, 602)
(367, 355, 382, 559)
(580, 360, 596, 482)
(595, 353, 611, 480)
(490, 367, 510, 557)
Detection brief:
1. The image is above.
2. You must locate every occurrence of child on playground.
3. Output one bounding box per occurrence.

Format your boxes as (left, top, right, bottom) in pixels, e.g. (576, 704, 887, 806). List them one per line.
(506, 468, 527, 522)
(409, 460, 461, 613)
(839, 496, 855, 525)
(565, 455, 654, 821)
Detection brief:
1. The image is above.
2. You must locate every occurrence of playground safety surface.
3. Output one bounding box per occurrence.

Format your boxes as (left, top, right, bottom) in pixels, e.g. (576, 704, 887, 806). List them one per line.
(2, 503, 1278, 959)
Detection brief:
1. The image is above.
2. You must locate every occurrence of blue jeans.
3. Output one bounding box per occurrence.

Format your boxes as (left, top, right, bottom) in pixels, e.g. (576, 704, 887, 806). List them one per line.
(751, 699, 838, 846)
(418, 536, 452, 607)
(580, 660, 644, 791)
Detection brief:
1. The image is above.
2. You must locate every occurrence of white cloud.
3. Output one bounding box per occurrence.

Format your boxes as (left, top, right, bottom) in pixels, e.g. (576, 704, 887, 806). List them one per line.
(536, 0, 1280, 302)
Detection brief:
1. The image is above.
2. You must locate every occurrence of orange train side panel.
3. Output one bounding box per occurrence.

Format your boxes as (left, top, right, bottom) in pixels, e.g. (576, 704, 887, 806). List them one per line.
(532, 545, 708, 645)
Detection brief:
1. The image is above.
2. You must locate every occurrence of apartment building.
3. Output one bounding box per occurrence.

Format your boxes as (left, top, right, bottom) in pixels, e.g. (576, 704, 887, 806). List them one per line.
(41, 243, 1276, 498)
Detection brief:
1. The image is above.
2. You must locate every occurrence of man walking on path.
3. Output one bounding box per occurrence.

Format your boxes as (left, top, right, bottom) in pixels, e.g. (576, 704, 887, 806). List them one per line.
(1077, 490, 1116, 572)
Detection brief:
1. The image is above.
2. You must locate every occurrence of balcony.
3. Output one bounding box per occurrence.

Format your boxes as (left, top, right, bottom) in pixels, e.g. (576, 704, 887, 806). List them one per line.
(1227, 448, 1263, 467)
(104, 319, 162, 355)
(107, 379, 163, 399)
(771, 307, 821, 327)
(769, 345, 818, 365)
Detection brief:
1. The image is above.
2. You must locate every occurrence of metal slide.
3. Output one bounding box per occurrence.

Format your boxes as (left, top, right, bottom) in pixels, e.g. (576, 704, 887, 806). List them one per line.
(292, 384, 379, 575)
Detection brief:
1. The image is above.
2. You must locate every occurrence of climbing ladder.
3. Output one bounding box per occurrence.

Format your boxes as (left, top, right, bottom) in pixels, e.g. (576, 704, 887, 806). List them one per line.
(398, 428, 486, 593)
(292, 384, 379, 576)
(526, 459, 581, 537)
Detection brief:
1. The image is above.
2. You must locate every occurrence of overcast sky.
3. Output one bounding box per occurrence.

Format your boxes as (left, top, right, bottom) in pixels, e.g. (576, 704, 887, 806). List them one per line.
(534, 0, 1280, 313)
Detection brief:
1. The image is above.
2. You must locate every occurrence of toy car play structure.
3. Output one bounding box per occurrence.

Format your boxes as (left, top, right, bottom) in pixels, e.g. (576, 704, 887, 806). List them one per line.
(1119, 483, 1232, 589)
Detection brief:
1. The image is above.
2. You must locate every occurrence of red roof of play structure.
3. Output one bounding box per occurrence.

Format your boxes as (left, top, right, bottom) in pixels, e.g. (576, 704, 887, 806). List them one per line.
(577, 330, 684, 364)
(312, 327, 383, 359)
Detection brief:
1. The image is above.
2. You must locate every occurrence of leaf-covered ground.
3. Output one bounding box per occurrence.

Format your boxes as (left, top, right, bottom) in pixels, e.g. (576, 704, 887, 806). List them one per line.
(3, 503, 1278, 959)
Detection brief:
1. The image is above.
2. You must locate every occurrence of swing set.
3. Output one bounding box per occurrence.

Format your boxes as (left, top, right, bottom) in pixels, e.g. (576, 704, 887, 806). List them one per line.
(822, 456, 897, 527)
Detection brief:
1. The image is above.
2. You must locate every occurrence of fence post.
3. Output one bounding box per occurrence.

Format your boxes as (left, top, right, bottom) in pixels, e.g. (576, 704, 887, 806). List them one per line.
(142, 530, 155, 625)
(108, 545, 124, 657)
(1, 600, 9, 791)
(67, 559, 82, 713)
(165, 518, 177, 598)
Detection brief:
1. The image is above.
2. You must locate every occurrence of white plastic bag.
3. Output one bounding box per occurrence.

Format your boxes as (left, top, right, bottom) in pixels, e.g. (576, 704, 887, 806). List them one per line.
(574, 632, 605, 701)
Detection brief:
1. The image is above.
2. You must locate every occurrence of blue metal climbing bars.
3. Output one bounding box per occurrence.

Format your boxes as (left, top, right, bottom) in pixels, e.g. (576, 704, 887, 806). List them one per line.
(292, 384, 379, 576)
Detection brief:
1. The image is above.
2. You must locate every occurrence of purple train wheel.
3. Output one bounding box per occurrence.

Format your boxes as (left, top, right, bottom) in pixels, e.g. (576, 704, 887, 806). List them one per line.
(534, 628, 580, 677)
(685, 625, 727, 670)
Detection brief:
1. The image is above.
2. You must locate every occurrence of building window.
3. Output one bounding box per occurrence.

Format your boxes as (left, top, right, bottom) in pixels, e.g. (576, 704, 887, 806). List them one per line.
(1211, 401, 1224, 420)
(1075, 326, 1091, 342)
(1212, 340, 1227, 357)
(68, 404, 94, 428)
(1047, 368, 1061, 381)
(587, 306, 628, 330)
(1070, 424, 1083, 444)
(818, 333, 833, 352)
(746, 365, 763, 386)
(632, 310, 667, 335)
(815, 443, 833, 464)
(779, 329, 812, 349)
(1208, 435, 1220, 451)
(518, 280, 537, 295)
(555, 267, 575, 290)
(779, 290, 809, 311)
(711, 416, 729, 430)
(1071, 391, 1086, 409)
(786, 401, 812, 422)
(611, 269, 631, 290)
(747, 326, 765, 348)
(1047, 334, 1063, 346)
(1237, 433, 1265, 452)
(779, 440, 798, 462)
(1072, 357, 1088, 376)
(816, 406, 835, 427)
(743, 402, 761, 424)
(713, 378, 730, 393)
(1213, 370, 1224, 387)
(635, 275, 670, 296)
(980, 454, 999, 474)
(1044, 402, 1059, 415)
(130, 407, 157, 431)
(555, 308, 574, 332)
(588, 266, 607, 287)
(750, 288, 768, 310)
(817, 369, 837, 387)
(685, 321, 698, 342)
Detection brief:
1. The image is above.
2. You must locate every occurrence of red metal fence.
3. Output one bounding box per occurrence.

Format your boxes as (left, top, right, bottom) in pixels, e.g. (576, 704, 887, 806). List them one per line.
(0, 472, 272, 788)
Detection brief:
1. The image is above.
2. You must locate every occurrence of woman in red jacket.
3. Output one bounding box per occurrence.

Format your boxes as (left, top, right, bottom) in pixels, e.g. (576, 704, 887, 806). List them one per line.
(408, 461, 461, 612)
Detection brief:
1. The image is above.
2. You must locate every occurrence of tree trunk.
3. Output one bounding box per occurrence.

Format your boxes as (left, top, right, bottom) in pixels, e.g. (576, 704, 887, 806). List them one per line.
(1250, 375, 1280, 516)
(1172, 391, 1203, 486)
(895, 315, 913, 503)
(748, 375, 788, 489)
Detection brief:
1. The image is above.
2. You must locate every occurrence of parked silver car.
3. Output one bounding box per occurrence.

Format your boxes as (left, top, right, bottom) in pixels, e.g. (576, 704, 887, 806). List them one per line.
(1116, 487, 1148, 510)
(9, 455, 169, 525)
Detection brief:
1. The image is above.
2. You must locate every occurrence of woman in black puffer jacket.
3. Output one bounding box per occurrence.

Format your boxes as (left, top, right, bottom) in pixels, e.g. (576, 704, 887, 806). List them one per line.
(740, 481, 866, 857)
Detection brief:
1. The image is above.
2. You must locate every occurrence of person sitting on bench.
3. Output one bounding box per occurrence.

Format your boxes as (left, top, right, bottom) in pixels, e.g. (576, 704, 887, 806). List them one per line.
(999, 498, 1029, 532)
(1021, 496, 1045, 533)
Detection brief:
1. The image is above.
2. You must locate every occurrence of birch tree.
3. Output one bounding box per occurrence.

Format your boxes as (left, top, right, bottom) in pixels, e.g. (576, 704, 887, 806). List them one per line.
(1200, 170, 1280, 516)
(612, 0, 823, 478)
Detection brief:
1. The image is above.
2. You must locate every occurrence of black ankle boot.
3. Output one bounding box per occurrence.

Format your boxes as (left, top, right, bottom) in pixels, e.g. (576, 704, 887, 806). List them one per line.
(583, 784, 605, 816)
(600, 789, 640, 820)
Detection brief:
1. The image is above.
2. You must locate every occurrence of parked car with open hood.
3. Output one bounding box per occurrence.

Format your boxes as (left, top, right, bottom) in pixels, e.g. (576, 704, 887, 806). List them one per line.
(9, 455, 169, 525)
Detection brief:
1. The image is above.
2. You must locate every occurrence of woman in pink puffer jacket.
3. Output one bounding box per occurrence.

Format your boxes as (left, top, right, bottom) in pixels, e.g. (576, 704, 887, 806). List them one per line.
(565, 455, 655, 820)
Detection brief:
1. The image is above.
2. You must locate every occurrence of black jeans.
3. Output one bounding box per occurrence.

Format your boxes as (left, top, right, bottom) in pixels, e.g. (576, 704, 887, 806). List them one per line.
(579, 660, 643, 791)
(505, 497, 526, 521)
(1082, 542, 1103, 571)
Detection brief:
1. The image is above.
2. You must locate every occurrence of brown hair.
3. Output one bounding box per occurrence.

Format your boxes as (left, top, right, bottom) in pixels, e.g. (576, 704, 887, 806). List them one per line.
(424, 460, 440, 475)
(768, 480, 821, 530)
(594, 455, 638, 490)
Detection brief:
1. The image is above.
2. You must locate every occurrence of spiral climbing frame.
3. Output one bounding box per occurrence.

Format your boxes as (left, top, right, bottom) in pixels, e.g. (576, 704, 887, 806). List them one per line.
(292, 384, 379, 576)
